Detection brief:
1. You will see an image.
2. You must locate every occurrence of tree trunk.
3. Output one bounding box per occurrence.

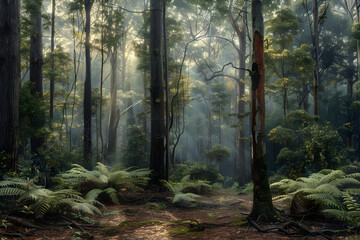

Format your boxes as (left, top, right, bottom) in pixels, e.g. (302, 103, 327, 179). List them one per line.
(29, 0, 45, 155)
(84, 0, 94, 169)
(238, 1, 247, 185)
(249, 0, 277, 222)
(163, 2, 170, 181)
(107, 49, 120, 157)
(149, 0, 165, 184)
(313, 0, 319, 121)
(0, 0, 20, 171)
(50, 0, 55, 120)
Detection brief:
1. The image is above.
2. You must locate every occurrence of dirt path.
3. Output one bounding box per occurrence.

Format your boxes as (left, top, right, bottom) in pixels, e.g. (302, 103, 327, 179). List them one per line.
(1, 189, 356, 239)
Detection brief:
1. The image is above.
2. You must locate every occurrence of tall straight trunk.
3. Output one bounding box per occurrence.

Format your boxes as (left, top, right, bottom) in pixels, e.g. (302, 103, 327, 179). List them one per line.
(163, 2, 170, 181)
(0, 0, 20, 171)
(238, 1, 247, 185)
(107, 49, 120, 157)
(83, 0, 94, 169)
(99, 7, 104, 163)
(149, 0, 165, 184)
(313, 0, 319, 121)
(30, 0, 44, 154)
(229, 0, 247, 185)
(142, 0, 149, 154)
(50, 0, 55, 120)
(249, 0, 277, 222)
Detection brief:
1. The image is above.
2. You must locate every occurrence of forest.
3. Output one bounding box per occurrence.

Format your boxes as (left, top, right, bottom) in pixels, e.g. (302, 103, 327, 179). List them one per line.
(1, 0, 360, 239)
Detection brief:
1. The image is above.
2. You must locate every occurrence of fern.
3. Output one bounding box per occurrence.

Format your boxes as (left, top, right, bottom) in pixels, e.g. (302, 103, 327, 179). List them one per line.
(271, 168, 360, 224)
(0, 178, 102, 219)
(61, 163, 150, 205)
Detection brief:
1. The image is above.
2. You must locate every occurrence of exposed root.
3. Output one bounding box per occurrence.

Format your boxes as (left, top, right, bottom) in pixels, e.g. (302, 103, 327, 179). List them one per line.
(247, 219, 356, 240)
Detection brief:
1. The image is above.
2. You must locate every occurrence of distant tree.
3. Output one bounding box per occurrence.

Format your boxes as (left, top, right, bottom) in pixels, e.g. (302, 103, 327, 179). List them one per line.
(0, 0, 20, 171)
(28, 0, 45, 155)
(249, 0, 277, 222)
(49, 0, 56, 120)
(204, 143, 231, 173)
(210, 82, 231, 144)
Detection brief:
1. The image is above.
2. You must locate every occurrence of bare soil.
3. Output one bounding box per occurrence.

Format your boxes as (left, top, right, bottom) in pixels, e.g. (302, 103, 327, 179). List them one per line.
(0, 189, 358, 239)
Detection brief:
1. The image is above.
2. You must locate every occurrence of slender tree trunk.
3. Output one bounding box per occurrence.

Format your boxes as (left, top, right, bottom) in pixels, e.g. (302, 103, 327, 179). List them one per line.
(313, 0, 319, 121)
(99, 8, 104, 163)
(30, 0, 45, 155)
(249, 0, 277, 222)
(107, 49, 120, 157)
(0, 0, 20, 171)
(149, 0, 165, 184)
(50, 0, 55, 120)
(84, 0, 94, 169)
(239, 1, 247, 185)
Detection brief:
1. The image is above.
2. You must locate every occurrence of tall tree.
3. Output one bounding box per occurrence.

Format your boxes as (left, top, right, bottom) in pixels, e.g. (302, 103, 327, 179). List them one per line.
(0, 0, 20, 171)
(313, 0, 320, 120)
(29, 0, 45, 154)
(83, 0, 94, 168)
(49, 0, 56, 120)
(149, 0, 165, 184)
(227, 0, 248, 184)
(249, 0, 277, 221)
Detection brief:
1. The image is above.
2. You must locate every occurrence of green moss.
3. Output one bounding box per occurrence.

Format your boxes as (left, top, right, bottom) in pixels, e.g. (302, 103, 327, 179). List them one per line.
(229, 218, 248, 226)
(168, 226, 199, 237)
(102, 220, 163, 234)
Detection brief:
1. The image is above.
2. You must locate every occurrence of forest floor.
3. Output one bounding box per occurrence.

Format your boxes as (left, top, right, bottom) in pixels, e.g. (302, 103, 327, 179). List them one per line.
(1, 189, 359, 240)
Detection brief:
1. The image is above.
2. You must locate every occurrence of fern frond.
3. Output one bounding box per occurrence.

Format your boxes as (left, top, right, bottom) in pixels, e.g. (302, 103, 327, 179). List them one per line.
(272, 194, 291, 202)
(347, 173, 360, 179)
(322, 209, 353, 222)
(331, 178, 360, 188)
(172, 193, 200, 204)
(67, 201, 102, 215)
(314, 184, 342, 197)
(319, 170, 346, 185)
(95, 162, 109, 175)
(104, 187, 119, 204)
(344, 188, 360, 195)
(85, 189, 103, 203)
(0, 187, 25, 196)
(305, 193, 343, 210)
(18, 188, 51, 202)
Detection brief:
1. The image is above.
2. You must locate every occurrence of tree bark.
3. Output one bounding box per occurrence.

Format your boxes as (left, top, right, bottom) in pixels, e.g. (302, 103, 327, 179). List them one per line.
(149, 0, 165, 184)
(249, 0, 277, 222)
(163, 2, 170, 181)
(0, 0, 20, 171)
(29, 0, 45, 155)
(107, 49, 120, 157)
(238, 1, 247, 185)
(83, 0, 94, 169)
(50, 0, 55, 120)
(313, 0, 319, 121)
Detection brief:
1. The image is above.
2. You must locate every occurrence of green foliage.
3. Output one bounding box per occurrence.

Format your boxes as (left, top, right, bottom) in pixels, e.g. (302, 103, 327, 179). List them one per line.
(271, 169, 360, 224)
(0, 177, 101, 219)
(267, 7, 299, 48)
(276, 148, 305, 179)
(162, 175, 210, 205)
(301, 123, 345, 171)
(61, 162, 150, 204)
(121, 125, 147, 168)
(204, 144, 231, 165)
(352, 22, 360, 40)
(268, 127, 295, 146)
(170, 161, 223, 183)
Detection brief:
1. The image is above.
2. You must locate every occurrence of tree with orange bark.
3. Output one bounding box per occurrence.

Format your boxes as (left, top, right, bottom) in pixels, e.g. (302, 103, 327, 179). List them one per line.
(248, 0, 277, 222)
